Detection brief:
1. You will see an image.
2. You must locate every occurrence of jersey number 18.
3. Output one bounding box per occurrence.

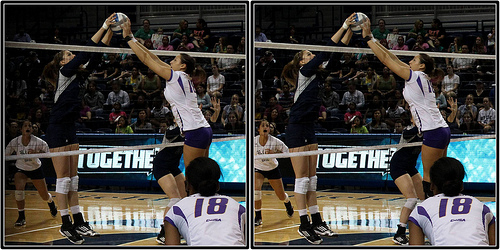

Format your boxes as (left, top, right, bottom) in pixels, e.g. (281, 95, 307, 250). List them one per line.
(194, 198, 228, 217)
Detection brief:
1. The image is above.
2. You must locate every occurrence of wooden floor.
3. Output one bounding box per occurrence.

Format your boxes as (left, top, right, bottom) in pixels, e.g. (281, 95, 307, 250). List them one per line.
(4, 189, 245, 246)
(254, 189, 496, 246)
(4, 188, 495, 246)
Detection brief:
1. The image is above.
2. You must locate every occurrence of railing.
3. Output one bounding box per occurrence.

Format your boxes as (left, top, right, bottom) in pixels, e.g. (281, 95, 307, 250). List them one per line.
(374, 5, 495, 16)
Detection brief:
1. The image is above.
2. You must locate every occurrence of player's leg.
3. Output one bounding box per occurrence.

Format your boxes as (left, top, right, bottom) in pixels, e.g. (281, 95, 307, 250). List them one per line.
(31, 177, 57, 217)
(14, 172, 28, 227)
(421, 145, 446, 198)
(183, 127, 212, 167)
(254, 172, 265, 226)
(393, 173, 419, 245)
(268, 177, 293, 217)
(183, 144, 208, 167)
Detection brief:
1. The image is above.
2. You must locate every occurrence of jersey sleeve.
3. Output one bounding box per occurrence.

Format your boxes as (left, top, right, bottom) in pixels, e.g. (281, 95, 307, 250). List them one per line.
(60, 40, 99, 77)
(165, 69, 176, 83)
(300, 39, 336, 77)
(38, 137, 50, 153)
(5, 139, 16, 156)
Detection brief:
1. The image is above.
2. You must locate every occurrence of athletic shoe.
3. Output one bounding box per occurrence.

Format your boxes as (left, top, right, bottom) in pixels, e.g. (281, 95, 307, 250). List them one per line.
(284, 201, 294, 217)
(255, 217, 262, 226)
(156, 224, 165, 245)
(60, 225, 84, 244)
(298, 225, 323, 244)
(312, 221, 338, 237)
(48, 201, 58, 217)
(392, 233, 409, 245)
(14, 217, 26, 227)
(75, 222, 100, 237)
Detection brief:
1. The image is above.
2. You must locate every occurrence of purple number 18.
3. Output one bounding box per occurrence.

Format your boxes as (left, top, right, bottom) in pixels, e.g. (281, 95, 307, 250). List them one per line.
(194, 198, 229, 217)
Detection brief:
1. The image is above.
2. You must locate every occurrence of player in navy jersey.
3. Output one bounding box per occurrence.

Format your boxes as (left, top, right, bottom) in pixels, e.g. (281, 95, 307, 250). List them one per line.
(120, 19, 212, 168)
(41, 13, 117, 244)
(6, 120, 58, 227)
(408, 157, 495, 245)
(361, 18, 450, 199)
(164, 157, 245, 246)
(280, 13, 356, 244)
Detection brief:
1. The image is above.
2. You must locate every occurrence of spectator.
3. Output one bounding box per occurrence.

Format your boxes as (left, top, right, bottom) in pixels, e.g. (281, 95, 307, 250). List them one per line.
(32, 122, 44, 137)
(441, 65, 459, 96)
(430, 38, 444, 53)
(263, 96, 284, 120)
(217, 45, 242, 81)
(364, 93, 386, 124)
(157, 35, 174, 51)
(255, 96, 266, 121)
(128, 94, 151, 125)
(83, 81, 105, 118)
(477, 97, 495, 133)
(139, 68, 162, 99)
(150, 27, 165, 49)
(192, 18, 211, 50)
(360, 66, 379, 95)
(459, 111, 481, 134)
(335, 53, 357, 82)
(386, 27, 402, 49)
(471, 81, 490, 108)
(9, 97, 29, 123)
(268, 122, 279, 136)
(267, 108, 286, 133)
(434, 83, 447, 110)
(255, 50, 281, 90)
(366, 109, 389, 133)
(222, 94, 244, 124)
(375, 67, 397, 98)
(115, 116, 133, 134)
(52, 26, 64, 44)
(122, 66, 144, 100)
(13, 26, 32, 42)
(195, 38, 210, 52)
(425, 18, 446, 49)
(452, 45, 476, 74)
(6, 121, 21, 144)
(340, 80, 365, 109)
(411, 34, 429, 51)
(472, 36, 487, 54)
(319, 79, 340, 116)
(236, 36, 245, 54)
(446, 36, 463, 66)
(203, 96, 223, 132)
(224, 111, 244, 134)
(211, 36, 229, 66)
(392, 36, 409, 51)
(105, 80, 130, 108)
(134, 19, 155, 44)
(109, 102, 127, 126)
(30, 108, 49, 132)
(385, 96, 406, 129)
(103, 53, 121, 81)
(171, 19, 192, 49)
(131, 110, 154, 133)
(255, 25, 268, 42)
(28, 96, 48, 120)
(76, 100, 92, 130)
(143, 39, 154, 49)
(196, 83, 212, 111)
(39, 81, 55, 111)
(457, 94, 478, 123)
(487, 27, 495, 54)
(406, 19, 425, 48)
(372, 19, 390, 41)
(344, 102, 362, 126)
(393, 119, 405, 133)
(439, 96, 459, 132)
(283, 25, 301, 44)
(176, 34, 194, 51)
(207, 64, 225, 97)
(6, 69, 27, 104)
(150, 98, 171, 129)
(275, 82, 294, 112)
(350, 116, 368, 134)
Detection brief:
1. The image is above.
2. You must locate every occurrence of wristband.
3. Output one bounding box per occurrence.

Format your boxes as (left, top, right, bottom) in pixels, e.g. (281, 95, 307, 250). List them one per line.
(102, 22, 109, 30)
(124, 36, 132, 42)
(362, 36, 372, 42)
(342, 22, 349, 30)
(371, 37, 378, 43)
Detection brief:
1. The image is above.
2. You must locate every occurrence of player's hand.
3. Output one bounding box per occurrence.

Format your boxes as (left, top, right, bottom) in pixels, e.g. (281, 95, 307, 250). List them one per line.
(343, 13, 356, 29)
(361, 18, 372, 38)
(106, 13, 117, 27)
(121, 19, 132, 38)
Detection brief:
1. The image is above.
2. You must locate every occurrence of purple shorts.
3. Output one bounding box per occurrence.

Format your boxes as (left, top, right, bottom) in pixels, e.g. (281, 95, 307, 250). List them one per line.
(184, 127, 213, 149)
(422, 127, 451, 149)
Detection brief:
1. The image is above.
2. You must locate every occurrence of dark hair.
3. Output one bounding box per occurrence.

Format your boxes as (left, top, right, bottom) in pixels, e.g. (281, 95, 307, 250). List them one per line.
(418, 53, 436, 76)
(179, 53, 196, 75)
(430, 157, 465, 196)
(185, 157, 222, 196)
(432, 18, 442, 28)
(41, 50, 66, 86)
(197, 18, 207, 28)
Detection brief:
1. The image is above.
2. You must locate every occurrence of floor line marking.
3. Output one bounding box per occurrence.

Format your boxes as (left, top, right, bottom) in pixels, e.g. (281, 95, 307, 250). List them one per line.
(5, 225, 61, 237)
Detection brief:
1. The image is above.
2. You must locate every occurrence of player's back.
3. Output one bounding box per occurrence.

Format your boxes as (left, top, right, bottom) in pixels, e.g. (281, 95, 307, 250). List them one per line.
(409, 193, 494, 245)
(166, 193, 245, 246)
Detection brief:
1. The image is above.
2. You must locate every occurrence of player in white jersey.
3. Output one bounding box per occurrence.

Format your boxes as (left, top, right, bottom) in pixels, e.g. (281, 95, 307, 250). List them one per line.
(408, 157, 495, 245)
(254, 120, 294, 226)
(361, 19, 450, 198)
(121, 19, 212, 168)
(164, 157, 246, 246)
(5, 120, 58, 227)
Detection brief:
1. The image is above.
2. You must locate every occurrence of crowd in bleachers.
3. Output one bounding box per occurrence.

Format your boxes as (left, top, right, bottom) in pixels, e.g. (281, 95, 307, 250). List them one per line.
(6, 18, 246, 143)
(255, 18, 495, 135)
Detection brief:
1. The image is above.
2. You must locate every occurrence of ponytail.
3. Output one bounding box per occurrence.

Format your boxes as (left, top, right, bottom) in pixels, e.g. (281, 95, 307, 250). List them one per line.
(418, 53, 435, 76)
(191, 64, 207, 88)
(42, 50, 65, 87)
(185, 157, 222, 197)
(179, 53, 196, 75)
(281, 50, 305, 86)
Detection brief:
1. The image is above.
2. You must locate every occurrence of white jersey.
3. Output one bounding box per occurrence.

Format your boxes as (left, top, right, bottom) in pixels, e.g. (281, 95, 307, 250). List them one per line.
(164, 70, 210, 132)
(165, 193, 245, 246)
(409, 193, 495, 246)
(5, 135, 49, 171)
(254, 135, 289, 171)
(403, 70, 448, 133)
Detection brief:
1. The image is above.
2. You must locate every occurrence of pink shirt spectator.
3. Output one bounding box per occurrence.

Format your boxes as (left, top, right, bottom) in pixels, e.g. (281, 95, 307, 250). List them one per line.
(109, 111, 127, 122)
(392, 44, 409, 51)
(157, 44, 174, 51)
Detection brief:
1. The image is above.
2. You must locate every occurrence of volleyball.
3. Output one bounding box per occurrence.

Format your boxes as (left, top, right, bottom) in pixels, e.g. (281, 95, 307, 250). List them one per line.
(350, 12, 368, 34)
(110, 12, 128, 34)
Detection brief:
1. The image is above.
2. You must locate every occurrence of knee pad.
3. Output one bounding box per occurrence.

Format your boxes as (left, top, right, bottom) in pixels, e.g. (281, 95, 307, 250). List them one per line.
(70, 176, 79, 192)
(404, 198, 418, 210)
(294, 177, 310, 195)
(167, 198, 181, 208)
(255, 190, 262, 201)
(15, 190, 25, 201)
(308, 175, 318, 192)
(56, 177, 71, 194)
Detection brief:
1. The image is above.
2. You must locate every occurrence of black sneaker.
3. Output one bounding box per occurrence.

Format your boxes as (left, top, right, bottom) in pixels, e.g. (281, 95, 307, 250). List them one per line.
(156, 224, 165, 245)
(14, 217, 26, 227)
(255, 217, 262, 226)
(393, 233, 409, 245)
(60, 225, 84, 244)
(298, 225, 323, 244)
(48, 202, 58, 217)
(312, 221, 338, 237)
(284, 201, 294, 217)
(74, 222, 100, 237)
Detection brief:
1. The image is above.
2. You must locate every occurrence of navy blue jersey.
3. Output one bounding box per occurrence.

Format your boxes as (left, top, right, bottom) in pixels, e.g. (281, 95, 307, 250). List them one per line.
(49, 40, 103, 124)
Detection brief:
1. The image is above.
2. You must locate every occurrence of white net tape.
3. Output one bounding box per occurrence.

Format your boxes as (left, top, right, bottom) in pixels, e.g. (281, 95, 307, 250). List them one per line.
(5, 136, 244, 161)
(254, 134, 495, 160)
(255, 41, 496, 60)
(5, 41, 246, 60)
